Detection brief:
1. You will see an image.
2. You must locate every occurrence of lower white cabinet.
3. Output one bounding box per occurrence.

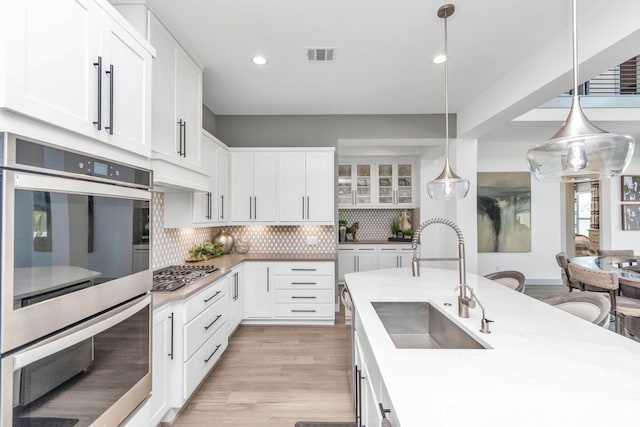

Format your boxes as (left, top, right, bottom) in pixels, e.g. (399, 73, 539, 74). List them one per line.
(243, 261, 335, 323)
(243, 262, 273, 319)
(339, 244, 413, 283)
(149, 303, 175, 426)
(152, 274, 230, 424)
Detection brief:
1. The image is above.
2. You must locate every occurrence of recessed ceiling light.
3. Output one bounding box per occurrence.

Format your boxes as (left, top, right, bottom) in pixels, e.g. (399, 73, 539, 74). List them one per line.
(432, 54, 446, 64)
(252, 55, 267, 65)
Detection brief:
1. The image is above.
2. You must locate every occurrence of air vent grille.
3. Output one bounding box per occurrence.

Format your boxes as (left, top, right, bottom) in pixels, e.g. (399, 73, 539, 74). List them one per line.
(306, 47, 335, 62)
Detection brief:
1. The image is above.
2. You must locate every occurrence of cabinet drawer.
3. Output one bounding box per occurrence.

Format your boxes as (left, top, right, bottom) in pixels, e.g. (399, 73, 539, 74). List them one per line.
(274, 303, 334, 318)
(184, 277, 229, 323)
(184, 295, 228, 360)
(184, 324, 228, 398)
(271, 262, 334, 275)
(273, 275, 334, 290)
(274, 289, 334, 304)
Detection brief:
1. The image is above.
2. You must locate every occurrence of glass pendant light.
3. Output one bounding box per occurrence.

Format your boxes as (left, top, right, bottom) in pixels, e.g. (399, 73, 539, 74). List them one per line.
(527, 0, 634, 182)
(427, 4, 469, 199)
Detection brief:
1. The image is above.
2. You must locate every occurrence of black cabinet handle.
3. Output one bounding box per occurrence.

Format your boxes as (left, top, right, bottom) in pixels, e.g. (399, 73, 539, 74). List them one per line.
(378, 403, 391, 419)
(204, 290, 221, 303)
(92, 56, 102, 130)
(168, 312, 174, 360)
(291, 296, 317, 299)
(204, 344, 222, 363)
(307, 196, 310, 220)
(206, 192, 212, 219)
(254, 196, 257, 219)
(182, 120, 187, 157)
(266, 267, 270, 292)
(249, 197, 252, 220)
(291, 282, 316, 285)
(302, 196, 305, 220)
(177, 119, 184, 155)
(204, 314, 222, 330)
(291, 309, 316, 313)
(220, 195, 224, 220)
(105, 64, 114, 135)
(291, 268, 317, 271)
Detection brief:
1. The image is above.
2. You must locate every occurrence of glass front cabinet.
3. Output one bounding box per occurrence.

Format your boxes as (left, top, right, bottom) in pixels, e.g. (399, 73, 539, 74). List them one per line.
(338, 160, 416, 208)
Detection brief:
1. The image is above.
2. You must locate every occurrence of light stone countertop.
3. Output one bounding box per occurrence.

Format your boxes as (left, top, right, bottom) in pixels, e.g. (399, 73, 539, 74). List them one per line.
(152, 252, 336, 308)
(345, 267, 640, 427)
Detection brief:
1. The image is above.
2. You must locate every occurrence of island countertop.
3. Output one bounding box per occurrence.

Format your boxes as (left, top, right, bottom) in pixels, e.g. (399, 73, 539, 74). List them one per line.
(345, 267, 640, 427)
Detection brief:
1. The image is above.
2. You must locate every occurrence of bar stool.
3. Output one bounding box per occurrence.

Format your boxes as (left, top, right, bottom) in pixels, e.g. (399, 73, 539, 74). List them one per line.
(540, 292, 611, 327)
(617, 276, 640, 336)
(567, 263, 640, 335)
(483, 270, 525, 293)
(555, 252, 582, 292)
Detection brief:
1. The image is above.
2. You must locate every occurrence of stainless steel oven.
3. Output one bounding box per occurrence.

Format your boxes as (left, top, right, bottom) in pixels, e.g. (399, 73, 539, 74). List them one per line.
(0, 132, 152, 354)
(1, 294, 151, 426)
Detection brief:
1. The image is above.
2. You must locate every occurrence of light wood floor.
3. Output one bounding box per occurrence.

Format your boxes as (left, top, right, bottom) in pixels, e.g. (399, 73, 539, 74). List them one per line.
(173, 312, 355, 426)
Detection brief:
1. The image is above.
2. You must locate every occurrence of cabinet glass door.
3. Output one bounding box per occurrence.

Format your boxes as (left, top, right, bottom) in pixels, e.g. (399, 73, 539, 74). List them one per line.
(338, 165, 353, 205)
(397, 164, 413, 204)
(378, 164, 393, 205)
(356, 164, 371, 205)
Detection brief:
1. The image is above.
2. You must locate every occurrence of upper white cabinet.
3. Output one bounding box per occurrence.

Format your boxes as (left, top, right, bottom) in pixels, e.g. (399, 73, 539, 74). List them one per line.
(148, 11, 206, 190)
(230, 151, 277, 222)
(277, 150, 334, 224)
(191, 133, 218, 225)
(338, 159, 416, 208)
(1, 0, 153, 158)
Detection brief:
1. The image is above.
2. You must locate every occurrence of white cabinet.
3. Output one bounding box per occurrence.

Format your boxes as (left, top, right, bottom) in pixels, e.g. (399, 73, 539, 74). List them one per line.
(243, 262, 273, 319)
(277, 151, 334, 224)
(338, 246, 378, 283)
(192, 133, 218, 225)
(229, 265, 243, 332)
(217, 145, 230, 222)
(338, 163, 374, 207)
(148, 11, 206, 190)
(230, 151, 277, 222)
(2, 0, 152, 158)
(272, 262, 335, 321)
(163, 130, 230, 228)
(150, 303, 175, 426)
(339, 244, 413, 282)
(338, 159, 417, 208)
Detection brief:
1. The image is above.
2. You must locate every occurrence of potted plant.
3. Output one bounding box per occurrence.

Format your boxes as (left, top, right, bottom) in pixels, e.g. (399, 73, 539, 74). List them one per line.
(391, 220, 403, 238)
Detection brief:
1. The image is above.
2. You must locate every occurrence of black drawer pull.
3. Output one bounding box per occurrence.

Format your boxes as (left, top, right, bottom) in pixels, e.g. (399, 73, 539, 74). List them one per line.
(291, 282, 316, 285)
(291, 268, 317, 271)
(204, 344, 222, 363)
(291, 309, 316, 313)
(204, 290, 221, 303)
(291, 296, 317, 299)
(204, 314, 222, 330)
(378, 403, 391, 419)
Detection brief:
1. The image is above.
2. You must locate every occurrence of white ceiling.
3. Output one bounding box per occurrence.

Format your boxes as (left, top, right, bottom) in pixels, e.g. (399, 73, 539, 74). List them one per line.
(146, 0, 640, 140)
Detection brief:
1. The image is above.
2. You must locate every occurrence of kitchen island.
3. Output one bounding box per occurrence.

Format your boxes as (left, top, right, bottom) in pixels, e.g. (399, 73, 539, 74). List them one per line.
(345, 267, 640, 427)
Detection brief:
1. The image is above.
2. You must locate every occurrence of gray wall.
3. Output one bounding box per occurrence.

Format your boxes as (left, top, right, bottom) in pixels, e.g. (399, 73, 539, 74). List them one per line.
(203, 105, 217, 135)
(215, 114, 455, 147)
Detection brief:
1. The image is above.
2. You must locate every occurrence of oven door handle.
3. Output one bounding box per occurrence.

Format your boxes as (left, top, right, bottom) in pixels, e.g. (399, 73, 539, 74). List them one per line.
(12, 295, 150, 369)
(10, 170, 151, 200)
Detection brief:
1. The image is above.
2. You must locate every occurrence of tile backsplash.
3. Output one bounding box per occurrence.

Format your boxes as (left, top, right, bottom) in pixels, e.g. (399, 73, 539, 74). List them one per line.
(152, 192, 336, 269)
(338, 209, 419, 241)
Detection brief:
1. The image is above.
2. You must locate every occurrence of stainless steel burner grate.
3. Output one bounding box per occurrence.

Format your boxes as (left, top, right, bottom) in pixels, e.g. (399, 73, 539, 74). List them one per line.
(152, 265, 219, 292)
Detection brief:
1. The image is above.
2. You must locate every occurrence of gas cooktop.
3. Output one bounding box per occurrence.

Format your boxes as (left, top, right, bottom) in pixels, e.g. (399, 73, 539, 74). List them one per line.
(152, 265, 219, 292)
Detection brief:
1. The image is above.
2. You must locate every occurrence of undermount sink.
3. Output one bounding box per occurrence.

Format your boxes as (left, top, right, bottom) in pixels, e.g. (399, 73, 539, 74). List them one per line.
(371, 301, 489, 349)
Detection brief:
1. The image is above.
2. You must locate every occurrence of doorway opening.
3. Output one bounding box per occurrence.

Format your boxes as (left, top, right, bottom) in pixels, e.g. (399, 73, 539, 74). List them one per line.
(571, 181, 600, 256)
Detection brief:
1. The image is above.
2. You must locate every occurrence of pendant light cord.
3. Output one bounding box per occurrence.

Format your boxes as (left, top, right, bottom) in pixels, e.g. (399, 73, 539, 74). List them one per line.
(572, 0, 578, 99)
(444, 12, 450, 161)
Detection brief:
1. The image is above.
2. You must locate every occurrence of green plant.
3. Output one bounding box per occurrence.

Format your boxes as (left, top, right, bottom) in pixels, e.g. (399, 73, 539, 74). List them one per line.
(391, 219, 401, 234)
(403, 228, 414, 237)
(338, 219, 347, 227)
(189, 241, 224, 261)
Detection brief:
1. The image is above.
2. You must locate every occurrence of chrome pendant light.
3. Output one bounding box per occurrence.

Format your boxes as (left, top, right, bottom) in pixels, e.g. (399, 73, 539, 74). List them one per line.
(527, 0, 634, 182)
(427, 4, 469, 199)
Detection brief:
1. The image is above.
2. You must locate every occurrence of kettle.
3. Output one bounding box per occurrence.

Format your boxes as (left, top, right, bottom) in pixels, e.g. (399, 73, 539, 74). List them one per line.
(213, 230, 234, 254)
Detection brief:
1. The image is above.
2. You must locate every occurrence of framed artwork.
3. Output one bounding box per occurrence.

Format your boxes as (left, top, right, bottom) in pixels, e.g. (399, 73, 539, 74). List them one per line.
(621, 175, 640, 201)
(477, 172, 531, 252)
(622, 204, 640, 230)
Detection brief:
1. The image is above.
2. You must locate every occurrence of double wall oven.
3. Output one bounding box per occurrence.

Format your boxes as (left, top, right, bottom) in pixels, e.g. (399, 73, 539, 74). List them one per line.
(0, 133, 153, 426)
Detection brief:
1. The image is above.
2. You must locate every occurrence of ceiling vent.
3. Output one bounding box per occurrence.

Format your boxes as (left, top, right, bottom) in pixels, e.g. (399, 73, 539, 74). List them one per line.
(306, 47, 335, 62)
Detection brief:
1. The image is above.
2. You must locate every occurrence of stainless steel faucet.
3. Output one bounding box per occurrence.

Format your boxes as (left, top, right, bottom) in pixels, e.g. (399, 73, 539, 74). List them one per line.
(455, 284, 493, 334)
(411, 218, 471, 318)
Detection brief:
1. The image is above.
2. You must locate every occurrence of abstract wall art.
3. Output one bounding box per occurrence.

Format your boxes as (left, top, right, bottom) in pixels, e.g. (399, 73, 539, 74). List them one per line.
(477, 172, 531, 253)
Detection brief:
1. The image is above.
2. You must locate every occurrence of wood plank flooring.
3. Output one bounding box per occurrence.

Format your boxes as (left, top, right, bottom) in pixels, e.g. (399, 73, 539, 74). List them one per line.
(173, 312, 355, 427)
